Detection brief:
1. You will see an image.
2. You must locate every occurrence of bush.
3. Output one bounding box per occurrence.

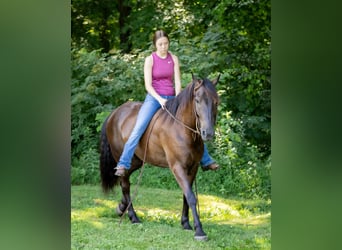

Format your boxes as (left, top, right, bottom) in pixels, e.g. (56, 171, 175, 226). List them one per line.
(195, 110, 271, 199)
(71, 49, 146, 185)
(71, 148, 100, 185)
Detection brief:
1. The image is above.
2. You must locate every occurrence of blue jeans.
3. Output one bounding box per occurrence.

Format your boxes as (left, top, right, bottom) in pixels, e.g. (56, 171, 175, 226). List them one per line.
(118, 94, 215, 169)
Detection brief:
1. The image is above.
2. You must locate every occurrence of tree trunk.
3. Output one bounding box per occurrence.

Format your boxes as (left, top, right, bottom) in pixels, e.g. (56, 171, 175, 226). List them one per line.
(99, 3, 111, 53)
(118, 0, 132, 53)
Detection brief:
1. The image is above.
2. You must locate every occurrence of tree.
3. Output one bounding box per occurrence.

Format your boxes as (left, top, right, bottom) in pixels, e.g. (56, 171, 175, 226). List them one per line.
(117, 0, 132, 53)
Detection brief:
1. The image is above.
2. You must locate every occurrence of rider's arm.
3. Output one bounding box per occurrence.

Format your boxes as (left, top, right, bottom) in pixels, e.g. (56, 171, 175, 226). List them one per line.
(171, 54, 182, 96)
(144, 55, 167, 108)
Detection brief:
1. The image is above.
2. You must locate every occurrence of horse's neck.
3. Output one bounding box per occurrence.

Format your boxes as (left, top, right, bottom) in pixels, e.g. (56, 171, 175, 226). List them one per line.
(177, 102, 197, 129)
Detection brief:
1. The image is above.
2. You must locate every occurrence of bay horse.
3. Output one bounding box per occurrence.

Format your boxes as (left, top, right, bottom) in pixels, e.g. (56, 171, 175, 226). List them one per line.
(99, 74, 220, 240)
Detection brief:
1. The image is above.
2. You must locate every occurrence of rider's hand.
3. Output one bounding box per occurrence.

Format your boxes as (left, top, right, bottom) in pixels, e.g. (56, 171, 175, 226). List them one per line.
(159, 98, 167, 109)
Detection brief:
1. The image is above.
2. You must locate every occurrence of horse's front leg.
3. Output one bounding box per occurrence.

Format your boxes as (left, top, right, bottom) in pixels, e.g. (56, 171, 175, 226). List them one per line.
(184, 188, 207, 240)
(181, 194, 192, 230)
(119, 176, 141, 224)
(172, 166, 207, 241)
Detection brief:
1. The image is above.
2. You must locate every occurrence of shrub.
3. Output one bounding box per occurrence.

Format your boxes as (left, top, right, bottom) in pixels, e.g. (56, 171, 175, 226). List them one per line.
(71, 148, 100, 185)
(71, 49, 146, 185)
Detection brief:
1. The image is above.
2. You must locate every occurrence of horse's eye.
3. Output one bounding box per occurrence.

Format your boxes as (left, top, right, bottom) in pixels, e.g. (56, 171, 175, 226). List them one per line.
(195, 98, 200, 104)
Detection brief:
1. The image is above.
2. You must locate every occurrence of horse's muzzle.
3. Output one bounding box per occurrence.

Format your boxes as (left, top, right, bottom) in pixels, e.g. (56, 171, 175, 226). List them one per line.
(201, 129, 214, 141)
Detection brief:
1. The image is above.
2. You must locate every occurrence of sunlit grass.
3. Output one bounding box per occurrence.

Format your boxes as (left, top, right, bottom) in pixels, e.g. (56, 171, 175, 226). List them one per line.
(72, 185, 271, 249)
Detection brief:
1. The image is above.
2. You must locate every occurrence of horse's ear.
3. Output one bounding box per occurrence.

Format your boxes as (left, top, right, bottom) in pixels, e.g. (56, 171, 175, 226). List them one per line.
(211, 74, 221, 86)
(192, 72, 203, 90)
(191, 72, 197, 82)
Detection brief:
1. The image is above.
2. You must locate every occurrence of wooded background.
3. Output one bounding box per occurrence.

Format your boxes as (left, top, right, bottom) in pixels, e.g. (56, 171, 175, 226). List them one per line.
(71, 0, 271, 199)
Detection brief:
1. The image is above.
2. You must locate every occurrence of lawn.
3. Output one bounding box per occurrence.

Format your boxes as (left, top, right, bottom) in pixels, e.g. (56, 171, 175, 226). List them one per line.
(71, 185, 271, 249)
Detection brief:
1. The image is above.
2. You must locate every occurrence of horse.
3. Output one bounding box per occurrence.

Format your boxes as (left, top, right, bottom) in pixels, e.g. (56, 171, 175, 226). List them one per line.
(99, 73, 220, 241)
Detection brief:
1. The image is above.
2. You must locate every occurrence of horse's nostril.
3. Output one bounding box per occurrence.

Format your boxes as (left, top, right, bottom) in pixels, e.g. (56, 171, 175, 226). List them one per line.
(202, 130, 214, 140)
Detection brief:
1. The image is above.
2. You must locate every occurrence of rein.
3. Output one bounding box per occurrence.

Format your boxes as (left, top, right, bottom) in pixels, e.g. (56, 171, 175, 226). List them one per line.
(165, 104, 201, 216)
(164, 106, 200, 136)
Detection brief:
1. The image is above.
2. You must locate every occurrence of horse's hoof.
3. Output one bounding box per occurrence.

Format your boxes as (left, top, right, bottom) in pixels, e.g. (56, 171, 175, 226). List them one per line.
(116, 205, 124, 216)
(194, 235, 208, 241)
(182, 222, 193, 230)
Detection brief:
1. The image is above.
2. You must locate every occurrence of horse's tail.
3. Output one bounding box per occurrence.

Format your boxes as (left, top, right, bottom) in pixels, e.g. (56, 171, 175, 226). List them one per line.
(99, 115, 120, 193)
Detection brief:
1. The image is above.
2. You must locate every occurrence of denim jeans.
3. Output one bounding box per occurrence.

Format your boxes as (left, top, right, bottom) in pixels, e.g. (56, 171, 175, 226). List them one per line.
(118, 94, 214, 169)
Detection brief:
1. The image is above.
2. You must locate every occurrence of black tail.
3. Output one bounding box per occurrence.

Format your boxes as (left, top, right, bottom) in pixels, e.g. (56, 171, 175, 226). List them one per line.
(99, 115, 120, 193)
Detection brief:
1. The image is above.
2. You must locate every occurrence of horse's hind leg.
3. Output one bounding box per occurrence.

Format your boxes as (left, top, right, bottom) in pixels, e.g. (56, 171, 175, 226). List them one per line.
(119, 175, 141, 224)
(116, 201, 126, 216)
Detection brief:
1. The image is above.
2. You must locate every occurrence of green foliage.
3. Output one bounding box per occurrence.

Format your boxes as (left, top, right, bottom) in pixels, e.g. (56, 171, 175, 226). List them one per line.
(71, 148, 100, 185)
(195, 109, 271, 199)
(208, 0, 271, 155)
(95, 111, 111, 133)
(71, 48, 146, 184)
(71, 0, 119, 51)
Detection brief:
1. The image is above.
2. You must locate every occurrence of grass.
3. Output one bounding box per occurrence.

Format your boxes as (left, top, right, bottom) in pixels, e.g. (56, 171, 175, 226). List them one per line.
(71, 185, 271, 249)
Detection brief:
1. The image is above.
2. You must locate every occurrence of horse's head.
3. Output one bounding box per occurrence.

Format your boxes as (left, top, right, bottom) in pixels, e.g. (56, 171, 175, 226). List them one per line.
(192, 74, 220, 141)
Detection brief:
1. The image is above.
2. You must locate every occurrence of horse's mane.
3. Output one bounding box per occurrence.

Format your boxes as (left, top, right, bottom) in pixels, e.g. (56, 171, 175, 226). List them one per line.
(164, 81, 195, 116)
(164, 78, 218, 117)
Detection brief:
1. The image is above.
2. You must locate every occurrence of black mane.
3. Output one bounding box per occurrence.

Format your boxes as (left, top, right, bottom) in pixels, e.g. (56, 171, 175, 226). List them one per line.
(164, 81, 195, 116)
(202, 78, 219, 102)
(164, 77, 218, 116)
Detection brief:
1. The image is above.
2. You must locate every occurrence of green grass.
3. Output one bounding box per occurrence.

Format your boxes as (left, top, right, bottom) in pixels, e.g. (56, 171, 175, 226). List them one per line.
(71, 185, 271, 249)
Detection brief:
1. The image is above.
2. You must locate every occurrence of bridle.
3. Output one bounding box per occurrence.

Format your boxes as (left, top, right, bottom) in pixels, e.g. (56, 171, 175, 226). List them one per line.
(164, 106, 200, 136)
(164, 83, 215, 140)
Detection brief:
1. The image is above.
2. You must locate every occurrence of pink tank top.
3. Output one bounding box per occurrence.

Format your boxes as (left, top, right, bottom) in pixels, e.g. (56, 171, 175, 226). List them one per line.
(151, 52, 175, 96)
